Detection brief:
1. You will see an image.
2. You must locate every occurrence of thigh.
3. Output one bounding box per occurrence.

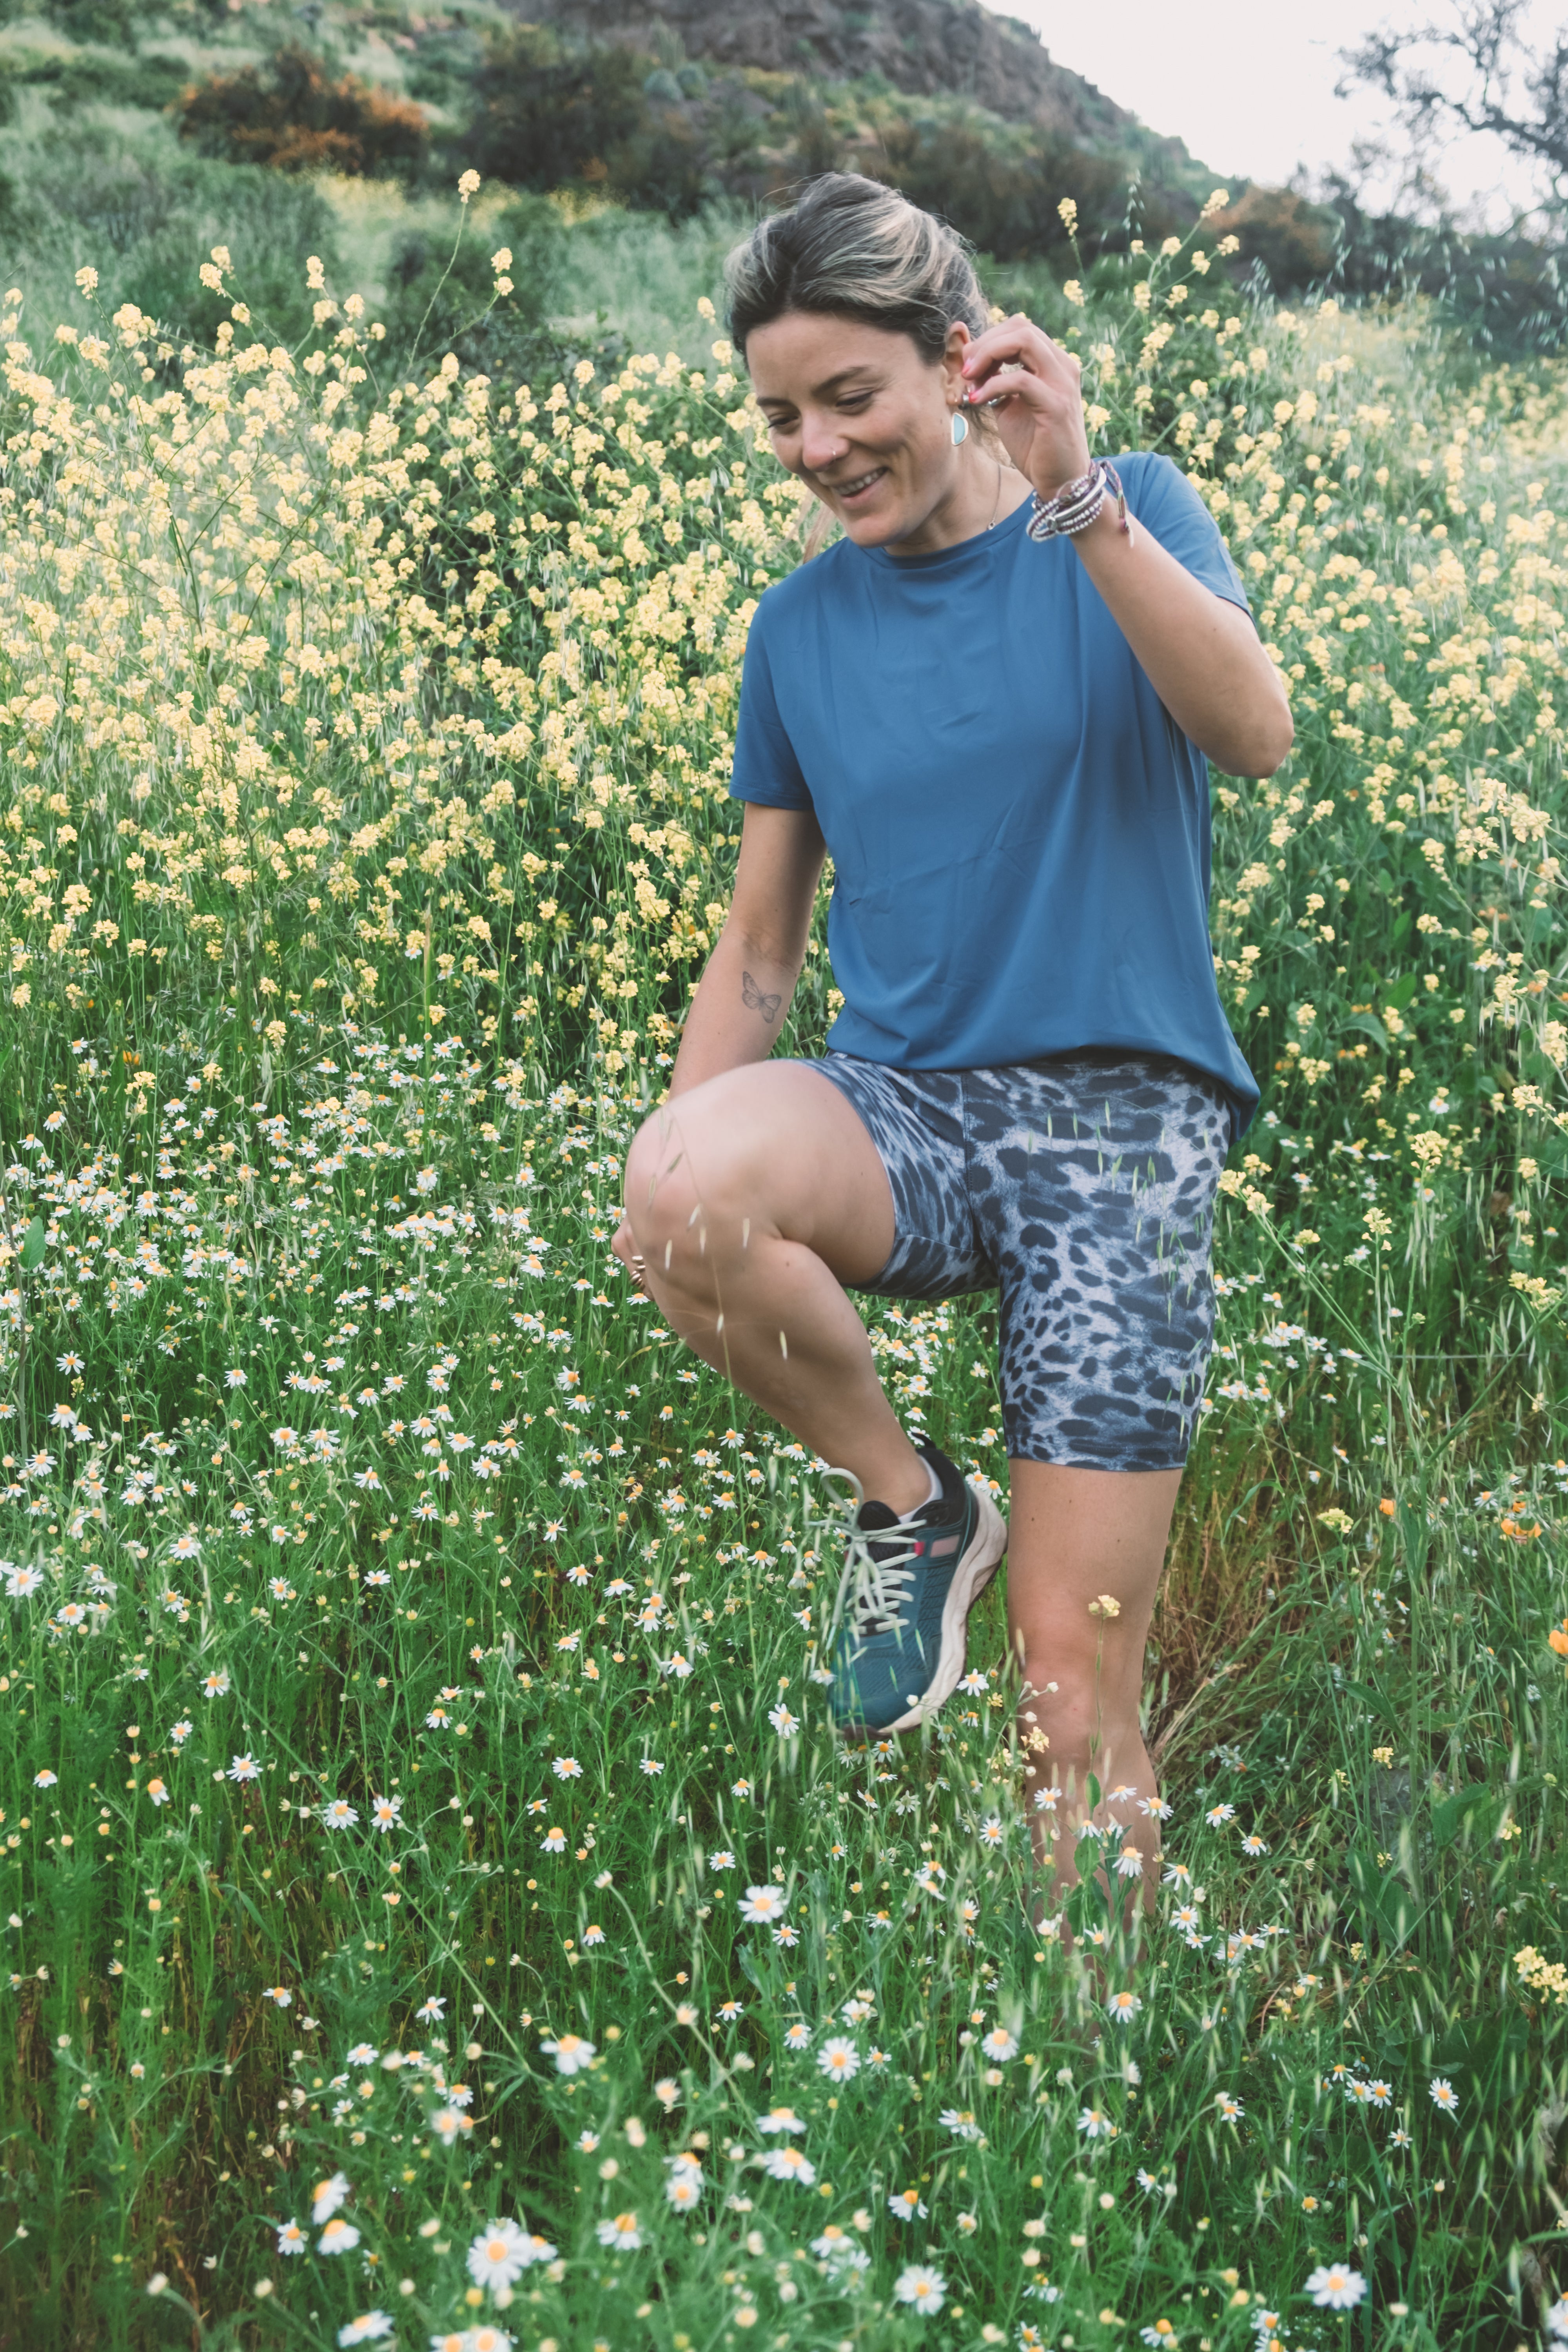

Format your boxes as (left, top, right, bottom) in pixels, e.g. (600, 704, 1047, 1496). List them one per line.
(798, 1054, 994, 1301)
(624, 1058, 899, 1287)
(967, 1056, 1231, 1470)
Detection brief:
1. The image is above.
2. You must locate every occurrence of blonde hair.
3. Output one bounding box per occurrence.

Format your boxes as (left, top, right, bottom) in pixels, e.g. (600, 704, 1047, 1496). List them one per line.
(724, 172, 1007, 557)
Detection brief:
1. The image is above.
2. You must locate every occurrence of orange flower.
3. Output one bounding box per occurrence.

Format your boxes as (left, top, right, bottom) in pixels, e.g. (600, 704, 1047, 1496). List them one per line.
(1547, 1621, 1568, 1658)
(1378, 1499, 1396, 1517)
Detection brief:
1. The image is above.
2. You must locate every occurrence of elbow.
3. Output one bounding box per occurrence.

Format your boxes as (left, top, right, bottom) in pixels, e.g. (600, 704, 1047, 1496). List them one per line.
(1211, 691, 1294, 782)
(1256, 669, 1297, 774)
(722, 902, 811, 972)
(1240, 707, 1295, 780)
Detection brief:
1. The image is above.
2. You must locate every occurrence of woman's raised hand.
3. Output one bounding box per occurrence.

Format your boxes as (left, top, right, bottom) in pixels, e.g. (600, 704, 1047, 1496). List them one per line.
(960, 314, 1091, 505)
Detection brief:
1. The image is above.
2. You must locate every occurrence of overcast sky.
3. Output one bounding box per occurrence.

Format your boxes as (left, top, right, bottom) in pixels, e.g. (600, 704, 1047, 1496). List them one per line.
(1009, 0, 1563, 224)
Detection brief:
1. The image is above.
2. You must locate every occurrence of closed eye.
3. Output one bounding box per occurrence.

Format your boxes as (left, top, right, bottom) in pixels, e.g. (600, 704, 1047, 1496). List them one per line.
(762, 391, 876, 428)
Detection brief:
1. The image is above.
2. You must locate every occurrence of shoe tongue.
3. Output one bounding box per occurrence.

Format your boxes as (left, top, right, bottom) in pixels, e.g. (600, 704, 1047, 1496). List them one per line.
(857, 1500, 901, 1532)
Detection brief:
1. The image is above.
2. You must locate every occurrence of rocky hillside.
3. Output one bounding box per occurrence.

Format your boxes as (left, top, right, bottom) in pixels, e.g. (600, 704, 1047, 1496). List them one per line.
(509, 0, 1136, 145)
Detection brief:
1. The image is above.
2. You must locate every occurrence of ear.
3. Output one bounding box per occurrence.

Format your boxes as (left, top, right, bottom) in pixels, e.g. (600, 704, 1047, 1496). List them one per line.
(939, 321, 972, 408)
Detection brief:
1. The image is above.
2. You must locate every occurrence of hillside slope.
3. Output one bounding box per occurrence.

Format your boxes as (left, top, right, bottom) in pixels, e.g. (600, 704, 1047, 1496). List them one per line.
(508, 0, 1134, 144)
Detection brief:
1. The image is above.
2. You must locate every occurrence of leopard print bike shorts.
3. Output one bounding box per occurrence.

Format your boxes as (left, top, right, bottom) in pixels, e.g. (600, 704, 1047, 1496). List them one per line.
(785, 1047, 1239, 1472)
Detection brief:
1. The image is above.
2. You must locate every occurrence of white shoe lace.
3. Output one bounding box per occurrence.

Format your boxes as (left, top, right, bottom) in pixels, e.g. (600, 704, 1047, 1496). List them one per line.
(813, 1465, 927, 1644)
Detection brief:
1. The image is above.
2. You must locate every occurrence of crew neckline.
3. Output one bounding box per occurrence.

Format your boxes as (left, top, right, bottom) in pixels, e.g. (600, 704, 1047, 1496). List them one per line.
(856, 490, 1034, 571)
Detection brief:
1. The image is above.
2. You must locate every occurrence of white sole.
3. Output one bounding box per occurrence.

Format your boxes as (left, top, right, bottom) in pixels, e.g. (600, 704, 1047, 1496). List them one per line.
(881, 1481, 1009, 1733)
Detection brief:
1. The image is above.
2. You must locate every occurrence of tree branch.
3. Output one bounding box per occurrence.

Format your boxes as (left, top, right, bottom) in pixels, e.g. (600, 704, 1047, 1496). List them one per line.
(1338, 0, 1568, 203)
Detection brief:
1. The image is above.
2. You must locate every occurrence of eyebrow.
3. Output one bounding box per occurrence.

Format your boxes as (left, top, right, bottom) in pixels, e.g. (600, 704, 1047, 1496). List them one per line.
(754, 365, 882, 409)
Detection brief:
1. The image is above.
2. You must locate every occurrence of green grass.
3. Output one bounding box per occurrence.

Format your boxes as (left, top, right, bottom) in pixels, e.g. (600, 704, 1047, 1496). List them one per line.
(0, 194, 1564, 2352)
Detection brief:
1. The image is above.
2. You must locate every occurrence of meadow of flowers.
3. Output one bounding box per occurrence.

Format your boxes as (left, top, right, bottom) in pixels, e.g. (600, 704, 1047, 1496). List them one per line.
(0, 183, 1566, 2350)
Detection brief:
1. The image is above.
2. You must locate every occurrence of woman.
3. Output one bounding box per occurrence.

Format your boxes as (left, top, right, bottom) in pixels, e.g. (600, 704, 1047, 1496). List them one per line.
(612, 173, 1291, 1901)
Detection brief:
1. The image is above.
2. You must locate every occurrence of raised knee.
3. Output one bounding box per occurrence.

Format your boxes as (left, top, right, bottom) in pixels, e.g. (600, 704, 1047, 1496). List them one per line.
(625, 1117, 697, 1255)
(624, 1116, 675, 1226)
(624, 1114, 752, 1276)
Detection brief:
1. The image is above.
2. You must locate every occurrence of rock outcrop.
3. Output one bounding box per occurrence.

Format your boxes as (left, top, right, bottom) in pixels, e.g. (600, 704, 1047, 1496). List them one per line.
(505, 0, 1133, 145)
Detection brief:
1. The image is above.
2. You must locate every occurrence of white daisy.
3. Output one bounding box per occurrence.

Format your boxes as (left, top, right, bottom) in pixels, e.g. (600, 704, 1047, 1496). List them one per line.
(465, 2217, 534, 2289)
(311, 2172, 350, 2224)
(893, 2265, 946, 2314)
(540, 2033, 596, 2076)
(1305, 2264, 1367, 2310)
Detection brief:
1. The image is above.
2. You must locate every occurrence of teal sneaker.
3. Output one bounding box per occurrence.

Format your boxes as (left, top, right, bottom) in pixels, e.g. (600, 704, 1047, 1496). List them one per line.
(822, 1440, 1008, 1735)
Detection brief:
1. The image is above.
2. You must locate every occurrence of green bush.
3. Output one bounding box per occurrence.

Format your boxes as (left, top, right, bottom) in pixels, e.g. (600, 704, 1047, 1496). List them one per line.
(3, 136, 342, 344)
(401, 16, 483, 116)
(38, 0, 136, 53)
(464, 24, 648, 194)
(375, 189, 566, 379)
(0, 45, 189, 116)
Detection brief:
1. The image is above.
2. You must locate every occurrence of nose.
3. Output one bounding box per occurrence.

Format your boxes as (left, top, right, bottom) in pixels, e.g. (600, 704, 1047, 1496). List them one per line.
(798, 410, 846, 476)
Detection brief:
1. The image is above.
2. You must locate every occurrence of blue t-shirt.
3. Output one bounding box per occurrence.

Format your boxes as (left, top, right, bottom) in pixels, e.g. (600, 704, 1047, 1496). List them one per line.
(728, 448, 1259, 1132)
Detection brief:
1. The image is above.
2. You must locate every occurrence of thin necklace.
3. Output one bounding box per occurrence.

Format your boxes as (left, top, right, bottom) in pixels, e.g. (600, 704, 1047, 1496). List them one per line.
(985, 458, 1004, 530)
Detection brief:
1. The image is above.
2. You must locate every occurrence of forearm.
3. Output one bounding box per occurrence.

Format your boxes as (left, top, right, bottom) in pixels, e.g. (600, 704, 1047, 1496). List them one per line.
(665, 920, 801, 1099)
(1071, 494, 1293, 777)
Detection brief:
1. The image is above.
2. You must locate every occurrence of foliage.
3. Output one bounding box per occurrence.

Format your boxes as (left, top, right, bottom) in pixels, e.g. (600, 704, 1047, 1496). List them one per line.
(0, 132, 343, 347)
(6, 0, 1568, 366)
(372, 191, 566, 385)
(1342, 0, 1568, 219)
(1317, 174, 1568, 357)
(34, 0, 139, 56)
(0, 191, 1565, 2351)
(430, 27, 1568, 352)
(176, 42, 430, 179)
(0, 44, 190, 122)
(461, 24, 712, 223)
(450, 30, 1203, 255)
(461, 24, 646, 197)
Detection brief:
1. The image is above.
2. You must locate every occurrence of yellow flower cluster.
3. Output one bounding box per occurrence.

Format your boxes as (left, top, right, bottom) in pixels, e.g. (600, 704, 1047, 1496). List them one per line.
(1514, 1944, 1568, 2005)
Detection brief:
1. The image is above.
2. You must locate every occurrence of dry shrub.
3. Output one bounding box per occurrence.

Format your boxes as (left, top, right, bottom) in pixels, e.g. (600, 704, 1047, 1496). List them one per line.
(176, 43, 428, 178)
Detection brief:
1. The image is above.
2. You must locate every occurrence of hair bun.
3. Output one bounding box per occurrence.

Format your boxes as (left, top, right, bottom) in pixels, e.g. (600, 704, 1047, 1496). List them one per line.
(724, 172, 987, 370)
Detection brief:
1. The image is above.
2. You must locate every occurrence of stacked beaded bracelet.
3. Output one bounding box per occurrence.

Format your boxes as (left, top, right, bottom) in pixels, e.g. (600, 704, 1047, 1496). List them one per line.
(1024, 457, 1135, 547)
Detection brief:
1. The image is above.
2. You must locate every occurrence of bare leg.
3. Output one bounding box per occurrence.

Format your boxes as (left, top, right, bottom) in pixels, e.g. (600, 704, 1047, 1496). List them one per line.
(621, 1063, 932, 1518)
(1005, 1460, 1183, 1921)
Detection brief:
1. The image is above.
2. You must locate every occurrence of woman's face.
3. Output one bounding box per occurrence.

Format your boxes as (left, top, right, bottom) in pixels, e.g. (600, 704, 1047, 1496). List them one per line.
(746, 310, 969, 552)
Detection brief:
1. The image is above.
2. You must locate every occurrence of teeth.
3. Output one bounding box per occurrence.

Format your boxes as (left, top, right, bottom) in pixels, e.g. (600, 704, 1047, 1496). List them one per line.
(838, 470, 882, 494)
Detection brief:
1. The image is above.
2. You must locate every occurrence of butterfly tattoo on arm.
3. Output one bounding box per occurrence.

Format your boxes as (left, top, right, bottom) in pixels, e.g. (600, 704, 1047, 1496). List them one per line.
(741, 969, 782, 1023)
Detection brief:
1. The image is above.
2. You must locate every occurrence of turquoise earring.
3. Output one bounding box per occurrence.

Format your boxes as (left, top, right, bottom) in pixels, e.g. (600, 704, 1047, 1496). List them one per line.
(950, 408, 968, 446)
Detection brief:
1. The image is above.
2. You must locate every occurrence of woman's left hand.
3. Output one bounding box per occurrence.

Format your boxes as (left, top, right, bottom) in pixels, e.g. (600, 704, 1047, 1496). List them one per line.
(961, 314, 1091, 504)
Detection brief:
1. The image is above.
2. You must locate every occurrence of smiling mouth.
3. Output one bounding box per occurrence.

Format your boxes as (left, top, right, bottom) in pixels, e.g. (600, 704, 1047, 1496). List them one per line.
(825, 466, 887, 501)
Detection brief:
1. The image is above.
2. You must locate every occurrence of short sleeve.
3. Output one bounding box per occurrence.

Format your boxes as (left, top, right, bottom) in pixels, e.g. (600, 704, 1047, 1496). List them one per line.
(729, 605, 813, 811)
(1132, 454, 1252, 619)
